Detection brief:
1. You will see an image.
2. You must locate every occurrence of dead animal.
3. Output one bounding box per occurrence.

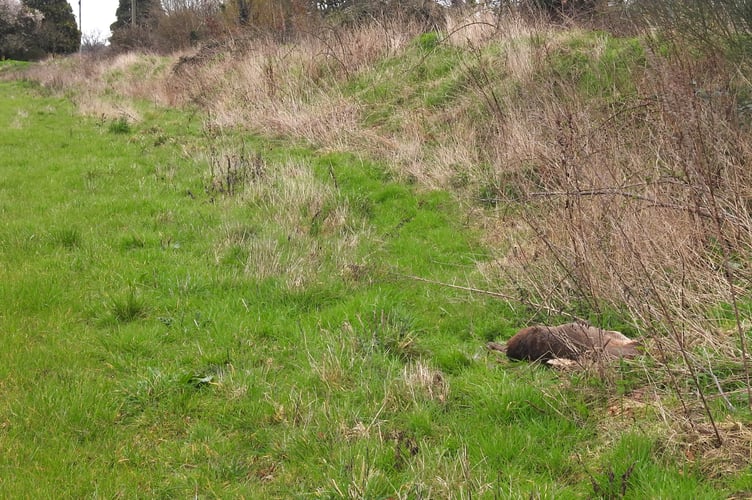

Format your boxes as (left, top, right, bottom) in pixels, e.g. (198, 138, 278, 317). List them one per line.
(503, 322, 640, 362)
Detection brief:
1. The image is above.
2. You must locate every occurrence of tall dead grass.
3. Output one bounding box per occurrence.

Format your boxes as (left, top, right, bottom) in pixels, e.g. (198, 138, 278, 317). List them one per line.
(207, 147, 366, 289)
(16, 52, 178, 120)
(482, 47, 751, 317)
(168, 16, 425, 146)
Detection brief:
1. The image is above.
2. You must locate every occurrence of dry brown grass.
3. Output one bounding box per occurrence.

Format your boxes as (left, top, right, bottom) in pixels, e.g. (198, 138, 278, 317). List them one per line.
(481, 48, 752, 325)
(18, 52, 179, 120)
(166, 17, 425, 146)
(209, 152, 365, 289)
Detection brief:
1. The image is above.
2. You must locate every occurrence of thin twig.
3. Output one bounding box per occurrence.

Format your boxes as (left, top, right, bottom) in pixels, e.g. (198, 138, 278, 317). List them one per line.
(616, 224, 723, 446)
(527, 189, 715, 219)
(708, 365, 735, 411)
(394, 273, 587, 323)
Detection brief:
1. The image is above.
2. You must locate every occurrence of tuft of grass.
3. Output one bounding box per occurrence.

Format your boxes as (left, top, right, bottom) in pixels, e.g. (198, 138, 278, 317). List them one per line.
(546, 31, 646, 98)
(108, 116, 131, 134)
(119, 234, 146, 250)
(416, 31, 441, 51)
(51, 227, 82, 250)
(110, 288, 148, 323)
(359, 309, 421, 360)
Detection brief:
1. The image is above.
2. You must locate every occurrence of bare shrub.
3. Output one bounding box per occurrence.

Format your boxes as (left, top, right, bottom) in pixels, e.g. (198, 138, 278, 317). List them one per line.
(205, 142, 265, 197)
(476, 33, 752, 433)
(632, 0, 752, 58)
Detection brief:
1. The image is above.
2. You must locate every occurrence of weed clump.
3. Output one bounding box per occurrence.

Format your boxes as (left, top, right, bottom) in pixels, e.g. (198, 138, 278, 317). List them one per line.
(110, 288, 147, 323)
(51, 227, 81, 250)
(359, 309, 421, 360)
(205, 144, 265, 197)
(108, 117, 131, 134)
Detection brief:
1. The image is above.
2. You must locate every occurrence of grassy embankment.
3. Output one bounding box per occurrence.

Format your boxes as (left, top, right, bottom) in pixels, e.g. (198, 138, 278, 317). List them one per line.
(1, 12, 752, 498)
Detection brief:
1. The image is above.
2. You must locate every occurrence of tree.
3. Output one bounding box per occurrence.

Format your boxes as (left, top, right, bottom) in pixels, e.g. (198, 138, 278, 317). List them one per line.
(22, 0, 80, 55)
(0, 0, 45, 59)
(532, 0, 602, 18)
(109, 0, 164, 50)
(155, 0, 224, 51)
(316, 0, 444, 29)
(110, 0, 163, 31)
(0, 0, 22, 39)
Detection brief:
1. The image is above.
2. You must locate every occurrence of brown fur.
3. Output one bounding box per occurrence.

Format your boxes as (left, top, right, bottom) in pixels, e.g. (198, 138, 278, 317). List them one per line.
(505, 323, 640, 362)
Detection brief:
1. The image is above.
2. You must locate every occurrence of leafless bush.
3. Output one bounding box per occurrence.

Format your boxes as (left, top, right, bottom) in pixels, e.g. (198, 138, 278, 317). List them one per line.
(80, 31, 109, 55)
(631, 0, 752, 58)
(476, 32, 752, 434)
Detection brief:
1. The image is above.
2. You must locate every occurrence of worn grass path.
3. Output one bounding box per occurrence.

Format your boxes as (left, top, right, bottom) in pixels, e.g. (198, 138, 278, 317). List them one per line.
(0, 80, 728, 497)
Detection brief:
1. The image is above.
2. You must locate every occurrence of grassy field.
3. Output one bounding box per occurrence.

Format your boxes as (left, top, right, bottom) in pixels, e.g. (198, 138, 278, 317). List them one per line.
(0, 79, 733, 500)
(1, 15, 752, 498)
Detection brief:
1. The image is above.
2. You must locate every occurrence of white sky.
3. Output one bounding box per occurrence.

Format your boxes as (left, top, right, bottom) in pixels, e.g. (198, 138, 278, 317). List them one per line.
(67, 0, 119, 40)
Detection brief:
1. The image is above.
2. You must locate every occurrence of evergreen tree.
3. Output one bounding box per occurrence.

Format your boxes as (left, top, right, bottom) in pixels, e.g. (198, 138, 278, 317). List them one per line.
(110, 0, 163, 32)
(109, 0, 164, 51)
(22, 0, 80, 55)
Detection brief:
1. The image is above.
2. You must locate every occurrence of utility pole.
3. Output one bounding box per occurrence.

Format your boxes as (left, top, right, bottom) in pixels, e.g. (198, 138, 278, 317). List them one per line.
(132, 0, 136, 27)
(78, 0, 82, 54)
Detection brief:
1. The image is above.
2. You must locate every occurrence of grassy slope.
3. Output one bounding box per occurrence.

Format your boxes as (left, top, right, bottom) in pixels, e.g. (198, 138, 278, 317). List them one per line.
(0, 61, 741, 498)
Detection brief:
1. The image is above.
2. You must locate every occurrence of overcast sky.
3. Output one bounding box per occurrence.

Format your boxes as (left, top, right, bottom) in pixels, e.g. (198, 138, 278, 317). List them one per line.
(67, 0, 119, 40)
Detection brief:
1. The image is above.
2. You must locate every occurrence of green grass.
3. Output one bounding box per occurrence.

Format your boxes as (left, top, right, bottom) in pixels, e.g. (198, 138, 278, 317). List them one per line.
(0, 70, 743, 498)
(0, 60, 30, 75)
(347, 35, 468, 131)
(546, 31, 646, 99)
